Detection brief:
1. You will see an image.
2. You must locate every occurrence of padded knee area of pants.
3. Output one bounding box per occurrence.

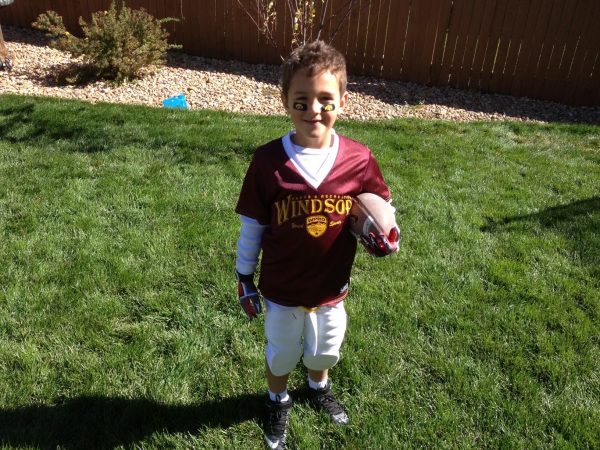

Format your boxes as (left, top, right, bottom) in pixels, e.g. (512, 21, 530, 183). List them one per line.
(303, 353, 340, 371)
(302, 304, 346, 371)
(265, 308, 304, 376)
(267, 346, 304, 376)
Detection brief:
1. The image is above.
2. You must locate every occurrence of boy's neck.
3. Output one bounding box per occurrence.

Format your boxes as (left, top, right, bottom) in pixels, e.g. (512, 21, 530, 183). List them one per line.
(291, 130, 334, 149)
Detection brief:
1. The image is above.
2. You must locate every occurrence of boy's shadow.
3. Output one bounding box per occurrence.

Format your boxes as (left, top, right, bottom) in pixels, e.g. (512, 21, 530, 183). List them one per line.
(0, 393, 265, 449)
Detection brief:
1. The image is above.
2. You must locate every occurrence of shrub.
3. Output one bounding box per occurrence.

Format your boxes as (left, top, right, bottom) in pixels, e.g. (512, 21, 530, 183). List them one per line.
(32, 1, 179, 83)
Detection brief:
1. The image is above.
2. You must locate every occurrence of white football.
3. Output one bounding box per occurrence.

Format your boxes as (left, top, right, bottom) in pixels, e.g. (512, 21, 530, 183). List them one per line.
(349, 192, 399, 243)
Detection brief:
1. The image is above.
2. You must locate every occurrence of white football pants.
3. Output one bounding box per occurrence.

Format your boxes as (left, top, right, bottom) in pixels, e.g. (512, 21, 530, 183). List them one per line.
(264, 299, 347, 376)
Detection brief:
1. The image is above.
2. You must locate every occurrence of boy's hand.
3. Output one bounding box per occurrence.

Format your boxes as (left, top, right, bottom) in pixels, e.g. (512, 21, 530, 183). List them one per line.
(359, 226, 400, 257)
(236, 271, 262, 320)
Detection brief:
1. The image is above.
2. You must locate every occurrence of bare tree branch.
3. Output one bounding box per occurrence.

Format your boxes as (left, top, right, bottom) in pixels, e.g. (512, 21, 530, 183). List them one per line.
(234, 0, 362, 54)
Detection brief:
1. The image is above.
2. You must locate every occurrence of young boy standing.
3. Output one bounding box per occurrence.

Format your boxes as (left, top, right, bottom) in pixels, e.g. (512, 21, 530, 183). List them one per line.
(235, 41, 398, 449)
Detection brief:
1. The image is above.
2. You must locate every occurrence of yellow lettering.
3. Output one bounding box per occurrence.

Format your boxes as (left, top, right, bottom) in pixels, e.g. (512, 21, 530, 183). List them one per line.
(335, 199, 347, 214)
(324, 198, 335, 213)
(298, 199, 310, 216)
(274, 195, 292, 225)
(311, 198, 323, 213)
(345, 199, 353, 215)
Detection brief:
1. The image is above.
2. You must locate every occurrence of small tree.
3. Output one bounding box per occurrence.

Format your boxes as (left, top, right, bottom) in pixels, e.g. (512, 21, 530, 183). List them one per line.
(235, 0, 361, 53)
(0, 0, 15, 71)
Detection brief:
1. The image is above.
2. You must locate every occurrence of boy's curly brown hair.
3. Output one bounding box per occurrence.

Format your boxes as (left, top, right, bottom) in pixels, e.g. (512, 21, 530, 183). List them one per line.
(280, 40, 347, 98)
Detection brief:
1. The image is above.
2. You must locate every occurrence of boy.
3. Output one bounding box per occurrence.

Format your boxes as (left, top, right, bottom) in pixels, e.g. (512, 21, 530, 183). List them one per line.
(235, 40, 398, 449)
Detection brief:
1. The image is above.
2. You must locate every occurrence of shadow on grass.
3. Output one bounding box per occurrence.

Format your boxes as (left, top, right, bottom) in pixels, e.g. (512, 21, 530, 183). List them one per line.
(481, 197, 600, 231)
(0, 393, 264, 449)
(481, 197, 600, 277)
(0, 99, 121, 153)
(0, 95, 262, 157)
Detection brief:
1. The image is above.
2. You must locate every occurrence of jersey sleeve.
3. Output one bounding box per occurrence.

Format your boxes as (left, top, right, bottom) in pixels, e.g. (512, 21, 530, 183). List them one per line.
(235, 153, 271, 225)
(360, 151, 392, 201)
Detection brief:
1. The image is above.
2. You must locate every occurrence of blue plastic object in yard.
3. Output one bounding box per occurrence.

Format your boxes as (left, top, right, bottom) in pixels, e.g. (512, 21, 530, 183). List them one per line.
(162, 93, 188, 110)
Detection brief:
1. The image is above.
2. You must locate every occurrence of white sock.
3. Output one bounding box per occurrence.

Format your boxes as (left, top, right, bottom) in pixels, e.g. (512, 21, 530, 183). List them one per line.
(308, 376, 328, 390)
(269, 389, 290, 403)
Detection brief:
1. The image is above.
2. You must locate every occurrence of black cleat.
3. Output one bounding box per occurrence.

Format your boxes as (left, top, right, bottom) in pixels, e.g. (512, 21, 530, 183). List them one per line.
(264, 396, 293, 449)
(307, 382, 349, 425)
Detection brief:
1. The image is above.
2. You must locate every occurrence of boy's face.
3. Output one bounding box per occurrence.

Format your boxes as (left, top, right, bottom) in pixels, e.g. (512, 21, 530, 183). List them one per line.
(282, 68, 348, 149)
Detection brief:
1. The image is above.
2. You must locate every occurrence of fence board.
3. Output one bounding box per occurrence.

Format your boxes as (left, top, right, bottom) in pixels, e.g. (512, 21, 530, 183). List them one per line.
(230, 0, 247, 62)
(569, 1, 600, 104)
(449, 0, 478, 88)
(408, 0, 436, 84)
(341, 0, 362, 74)
(536, 0, 579, 102)
(211, 0, 226, 59)
(349, 0, 371, 75)
(360, 0, 387, 77)
(455, 0, 479, 89)
(401, 0, 427, 83)
(380, 0, 411, 79)
(169, 0, 187, 54)
(270, 0, 288, 62)
(588, 53, 600, 105)
(1, 0, 599, 105)
(518, 0, 558, 97)
(561, 0, 596, 104)
(226, 0, 238, 61)
(176, 0, 190, 55)
(437, 0, 467, 86)
(478, 0, 508, 92)
(328, 0, 356, 62)
(532, 0, 571, 100)
(488, 0, 519, 93)
(496, 0, 533, 95)
(426, 0, 452, 85)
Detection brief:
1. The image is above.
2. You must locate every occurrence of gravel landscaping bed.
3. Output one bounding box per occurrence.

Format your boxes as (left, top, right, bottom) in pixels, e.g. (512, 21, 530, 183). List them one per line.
(2, 26, 599, 124)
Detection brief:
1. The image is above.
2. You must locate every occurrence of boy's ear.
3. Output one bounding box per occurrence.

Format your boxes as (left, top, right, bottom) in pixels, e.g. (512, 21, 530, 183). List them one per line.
(339, 91, 349, 110)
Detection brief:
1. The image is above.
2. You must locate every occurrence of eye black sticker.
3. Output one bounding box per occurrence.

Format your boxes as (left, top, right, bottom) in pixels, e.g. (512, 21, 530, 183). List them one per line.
(294, 102, 307, 111)
(292, 102, 336, 112)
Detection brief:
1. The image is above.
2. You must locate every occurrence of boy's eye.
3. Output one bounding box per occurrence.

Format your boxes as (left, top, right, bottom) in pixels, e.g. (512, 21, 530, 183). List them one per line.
(292, 102, 336, 112)
(293, 102, 307, 111)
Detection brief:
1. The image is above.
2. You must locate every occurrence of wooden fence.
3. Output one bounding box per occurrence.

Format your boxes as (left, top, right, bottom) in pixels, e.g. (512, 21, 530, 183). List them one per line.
(1, 0, 599, 106)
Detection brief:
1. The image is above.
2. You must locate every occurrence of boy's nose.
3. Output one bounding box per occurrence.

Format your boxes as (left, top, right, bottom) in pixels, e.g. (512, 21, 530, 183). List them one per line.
(307, 100, 322, 113)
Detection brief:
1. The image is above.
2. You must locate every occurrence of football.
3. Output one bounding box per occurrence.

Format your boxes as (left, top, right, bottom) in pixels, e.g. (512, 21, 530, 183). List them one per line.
(349, 192, 400, 250)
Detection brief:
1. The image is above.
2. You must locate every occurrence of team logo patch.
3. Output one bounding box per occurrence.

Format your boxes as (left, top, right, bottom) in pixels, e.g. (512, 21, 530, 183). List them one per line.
(306, 215, 328, 237)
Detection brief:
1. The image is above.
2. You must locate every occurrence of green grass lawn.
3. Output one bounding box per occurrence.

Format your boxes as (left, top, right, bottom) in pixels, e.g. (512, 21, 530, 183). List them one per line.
(0, 93, 598, 449)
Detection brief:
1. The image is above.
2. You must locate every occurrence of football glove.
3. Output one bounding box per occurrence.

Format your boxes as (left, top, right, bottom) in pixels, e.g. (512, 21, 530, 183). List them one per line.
(359, 226, 400, 257)
(236, 271, 262, 320)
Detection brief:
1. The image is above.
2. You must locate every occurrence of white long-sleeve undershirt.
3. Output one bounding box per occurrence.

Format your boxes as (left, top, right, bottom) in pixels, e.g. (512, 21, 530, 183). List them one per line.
(235, 215, 267, 276)
(282, 131, 339, 190)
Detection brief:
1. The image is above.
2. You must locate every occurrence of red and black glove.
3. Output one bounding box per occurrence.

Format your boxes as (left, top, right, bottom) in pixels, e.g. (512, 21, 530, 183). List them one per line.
(360, 226, 400, 257)
(236, 271, 262, 320)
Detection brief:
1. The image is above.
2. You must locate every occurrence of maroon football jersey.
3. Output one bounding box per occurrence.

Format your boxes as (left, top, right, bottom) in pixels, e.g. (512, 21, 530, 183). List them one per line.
(236, 135, 391, 308)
